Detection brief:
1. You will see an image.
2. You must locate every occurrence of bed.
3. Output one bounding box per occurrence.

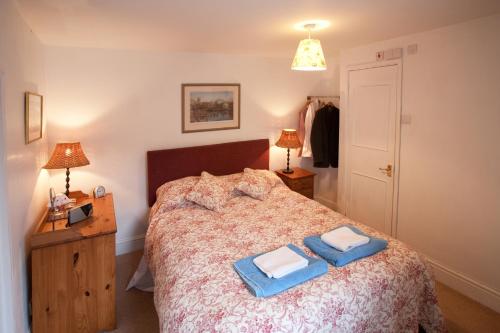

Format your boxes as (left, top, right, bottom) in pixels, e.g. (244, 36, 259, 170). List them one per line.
(143, 139, 445, 332)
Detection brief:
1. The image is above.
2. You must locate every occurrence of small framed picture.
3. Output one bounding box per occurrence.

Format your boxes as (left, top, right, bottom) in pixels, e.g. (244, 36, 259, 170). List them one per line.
(25, 92, 43, 144)
(182, 84, 240, 133)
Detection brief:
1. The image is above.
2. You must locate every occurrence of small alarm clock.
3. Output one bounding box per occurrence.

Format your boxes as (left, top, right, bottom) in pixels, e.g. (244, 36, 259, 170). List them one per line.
(93, 185, 106, 198)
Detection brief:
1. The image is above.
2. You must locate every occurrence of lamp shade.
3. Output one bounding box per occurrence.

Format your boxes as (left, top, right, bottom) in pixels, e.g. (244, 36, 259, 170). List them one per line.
(43, 142, 90, 169)
(291, 38, 327, 71)
(275, 129, 302, 149)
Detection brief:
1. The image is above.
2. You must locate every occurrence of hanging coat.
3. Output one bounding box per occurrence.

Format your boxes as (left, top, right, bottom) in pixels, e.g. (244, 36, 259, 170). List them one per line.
(310, 104, 340, 168)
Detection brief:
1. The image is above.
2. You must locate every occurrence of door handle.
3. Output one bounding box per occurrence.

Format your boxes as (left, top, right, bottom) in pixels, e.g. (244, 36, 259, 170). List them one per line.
(378, 164, 392, 177)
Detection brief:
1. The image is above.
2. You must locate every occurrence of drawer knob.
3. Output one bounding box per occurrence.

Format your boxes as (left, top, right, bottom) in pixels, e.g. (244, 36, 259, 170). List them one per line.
(85, 291, 90, 297)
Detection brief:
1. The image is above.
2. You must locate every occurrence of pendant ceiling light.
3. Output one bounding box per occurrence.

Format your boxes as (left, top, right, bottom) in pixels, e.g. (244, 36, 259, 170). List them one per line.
(291, 22, 328, 71)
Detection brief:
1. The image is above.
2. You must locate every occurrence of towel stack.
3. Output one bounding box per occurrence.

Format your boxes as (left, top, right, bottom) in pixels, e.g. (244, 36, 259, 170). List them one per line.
(234, 225, 388, 298)
(320, 226, 370, 252)
(304, 225, 388, 267)
(253, 246, 309, 279)
(234, 244, 328, 297)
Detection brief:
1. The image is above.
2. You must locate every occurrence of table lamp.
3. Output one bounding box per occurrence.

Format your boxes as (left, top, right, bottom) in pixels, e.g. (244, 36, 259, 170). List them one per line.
(43, 142, 90, 198)
(275, 129, 302, 174)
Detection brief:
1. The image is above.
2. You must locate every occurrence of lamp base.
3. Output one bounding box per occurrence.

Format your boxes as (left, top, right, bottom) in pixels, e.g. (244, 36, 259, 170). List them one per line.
(68, 190, 89, 200)
(282, 168, 294, 174)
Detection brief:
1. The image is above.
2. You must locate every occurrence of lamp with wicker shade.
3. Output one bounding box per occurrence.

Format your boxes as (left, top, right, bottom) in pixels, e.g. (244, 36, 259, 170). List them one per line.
(275, 129, 302, 174)
(43, 142, 90, 197)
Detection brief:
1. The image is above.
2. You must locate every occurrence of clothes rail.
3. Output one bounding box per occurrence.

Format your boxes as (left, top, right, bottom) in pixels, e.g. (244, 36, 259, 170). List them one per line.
(307, 95, 339, 101)
(307, 95, 340, 108)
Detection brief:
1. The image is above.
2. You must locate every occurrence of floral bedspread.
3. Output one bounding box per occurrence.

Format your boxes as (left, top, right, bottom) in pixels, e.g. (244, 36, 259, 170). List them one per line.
(145, 174, 445, 333)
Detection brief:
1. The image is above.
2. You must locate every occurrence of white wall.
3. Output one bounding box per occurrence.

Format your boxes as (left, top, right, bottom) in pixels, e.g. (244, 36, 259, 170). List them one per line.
(44, 47, 338, 253)
(0, 0, 49, 332)
(0, 73, 15, 333)
(339, 15, 500, 312)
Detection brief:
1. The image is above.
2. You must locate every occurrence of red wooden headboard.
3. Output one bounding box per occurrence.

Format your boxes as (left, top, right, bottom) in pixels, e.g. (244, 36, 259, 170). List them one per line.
(147, 139, 270, 206)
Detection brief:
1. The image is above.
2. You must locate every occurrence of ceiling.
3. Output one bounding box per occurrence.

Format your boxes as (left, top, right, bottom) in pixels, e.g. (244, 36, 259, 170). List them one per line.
(15, 0, 500, 56)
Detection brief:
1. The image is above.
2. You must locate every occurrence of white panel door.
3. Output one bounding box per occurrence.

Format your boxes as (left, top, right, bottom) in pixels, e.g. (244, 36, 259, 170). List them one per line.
(345, 62, 401, 235)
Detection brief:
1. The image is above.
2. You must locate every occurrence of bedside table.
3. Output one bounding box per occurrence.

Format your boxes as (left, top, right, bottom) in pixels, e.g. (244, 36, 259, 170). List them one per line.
(275, 167, 316, 199)
(31, 193, 117, 333)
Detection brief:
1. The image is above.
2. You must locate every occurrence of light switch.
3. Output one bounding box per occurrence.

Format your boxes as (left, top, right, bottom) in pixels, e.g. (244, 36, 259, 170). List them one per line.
(391, 48, 402, 59)
(385, 48, 402, 60)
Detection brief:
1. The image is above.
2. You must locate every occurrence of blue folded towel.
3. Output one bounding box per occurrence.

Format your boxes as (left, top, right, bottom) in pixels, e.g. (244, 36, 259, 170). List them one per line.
(233, 244, 328, 297)
(304, 225, 388, 267)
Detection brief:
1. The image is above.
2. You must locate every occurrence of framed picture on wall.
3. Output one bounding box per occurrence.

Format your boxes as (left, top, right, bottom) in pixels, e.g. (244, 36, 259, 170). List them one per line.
(25, 92, 43, 144)
(182, 83, 240, 133)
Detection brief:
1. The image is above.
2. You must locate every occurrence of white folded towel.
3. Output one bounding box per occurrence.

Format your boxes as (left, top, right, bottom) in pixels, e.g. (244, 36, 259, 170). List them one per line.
(253, 246, 308, 279)
(321, 226, 370, 252)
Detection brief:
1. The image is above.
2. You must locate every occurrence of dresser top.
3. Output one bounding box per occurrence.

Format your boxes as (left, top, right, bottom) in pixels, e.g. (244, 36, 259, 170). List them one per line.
(31, 193, 117, 250)
(275, 167, 316, 180)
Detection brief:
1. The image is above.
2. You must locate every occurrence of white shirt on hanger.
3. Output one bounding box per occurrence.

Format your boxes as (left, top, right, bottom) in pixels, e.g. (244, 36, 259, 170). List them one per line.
(301, 100, 318, 157)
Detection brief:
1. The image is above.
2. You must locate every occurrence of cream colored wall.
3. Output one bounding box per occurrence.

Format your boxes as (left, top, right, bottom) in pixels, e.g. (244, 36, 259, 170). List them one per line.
(0, 0, 49, 332)
(43, 47, 338, 252)
(339, 15, 500, 311)
(0, 73, 15, 333)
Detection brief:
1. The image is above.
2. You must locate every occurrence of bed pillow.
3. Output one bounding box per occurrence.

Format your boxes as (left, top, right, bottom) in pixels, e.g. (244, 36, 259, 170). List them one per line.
(151, 176, 200, 216)
(186, 171, 231, 212)
(235, 171, 272, 200)
(219, 173, 245, 198)
(244, 168, 283, 187)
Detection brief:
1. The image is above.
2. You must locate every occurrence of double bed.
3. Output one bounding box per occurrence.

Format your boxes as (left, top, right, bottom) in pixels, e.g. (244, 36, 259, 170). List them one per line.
(142, 139, 445, 332)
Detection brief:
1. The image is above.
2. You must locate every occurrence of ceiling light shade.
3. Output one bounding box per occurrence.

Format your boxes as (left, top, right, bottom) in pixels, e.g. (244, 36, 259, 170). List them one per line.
(291, 38, 327, 71)
(291, 21, 328, 71)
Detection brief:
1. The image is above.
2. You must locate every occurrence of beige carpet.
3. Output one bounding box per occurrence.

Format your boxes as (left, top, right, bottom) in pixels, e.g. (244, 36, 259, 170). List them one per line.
(435, 282, 500, 333)
(112, 251, 500, 333)
(111, 251, 159, 333)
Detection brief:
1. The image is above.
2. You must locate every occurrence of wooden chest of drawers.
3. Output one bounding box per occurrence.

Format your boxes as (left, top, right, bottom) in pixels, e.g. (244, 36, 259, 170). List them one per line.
(31, 194, 117, 333)
(275, 167, 316, 199)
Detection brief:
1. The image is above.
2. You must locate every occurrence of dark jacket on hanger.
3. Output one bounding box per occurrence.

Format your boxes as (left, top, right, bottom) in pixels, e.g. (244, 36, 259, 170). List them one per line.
(310, 104, 340, 168)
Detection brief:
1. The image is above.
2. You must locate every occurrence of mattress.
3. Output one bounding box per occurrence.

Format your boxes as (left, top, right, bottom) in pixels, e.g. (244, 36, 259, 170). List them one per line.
(145, 173, 445, 332)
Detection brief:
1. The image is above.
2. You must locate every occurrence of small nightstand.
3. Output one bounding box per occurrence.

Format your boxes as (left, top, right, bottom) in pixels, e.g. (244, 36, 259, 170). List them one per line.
(275, 167, 316, 199)
(31, 193, 117, 333)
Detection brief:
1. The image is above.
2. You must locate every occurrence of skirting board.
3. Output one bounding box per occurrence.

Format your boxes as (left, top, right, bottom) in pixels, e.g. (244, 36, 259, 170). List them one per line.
(314, 196, 339, 212)
(427, 257, 500, 313)
(116, 234, 145, 256)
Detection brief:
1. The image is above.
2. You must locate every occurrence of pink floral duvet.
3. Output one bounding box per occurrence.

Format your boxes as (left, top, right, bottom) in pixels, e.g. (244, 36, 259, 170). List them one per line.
(145, 174, 445, 333)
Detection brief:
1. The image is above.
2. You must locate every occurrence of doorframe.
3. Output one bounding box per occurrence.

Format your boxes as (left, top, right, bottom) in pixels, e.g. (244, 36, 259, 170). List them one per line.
(340, 59, 403, 237)
(0, 71, 15, 333)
